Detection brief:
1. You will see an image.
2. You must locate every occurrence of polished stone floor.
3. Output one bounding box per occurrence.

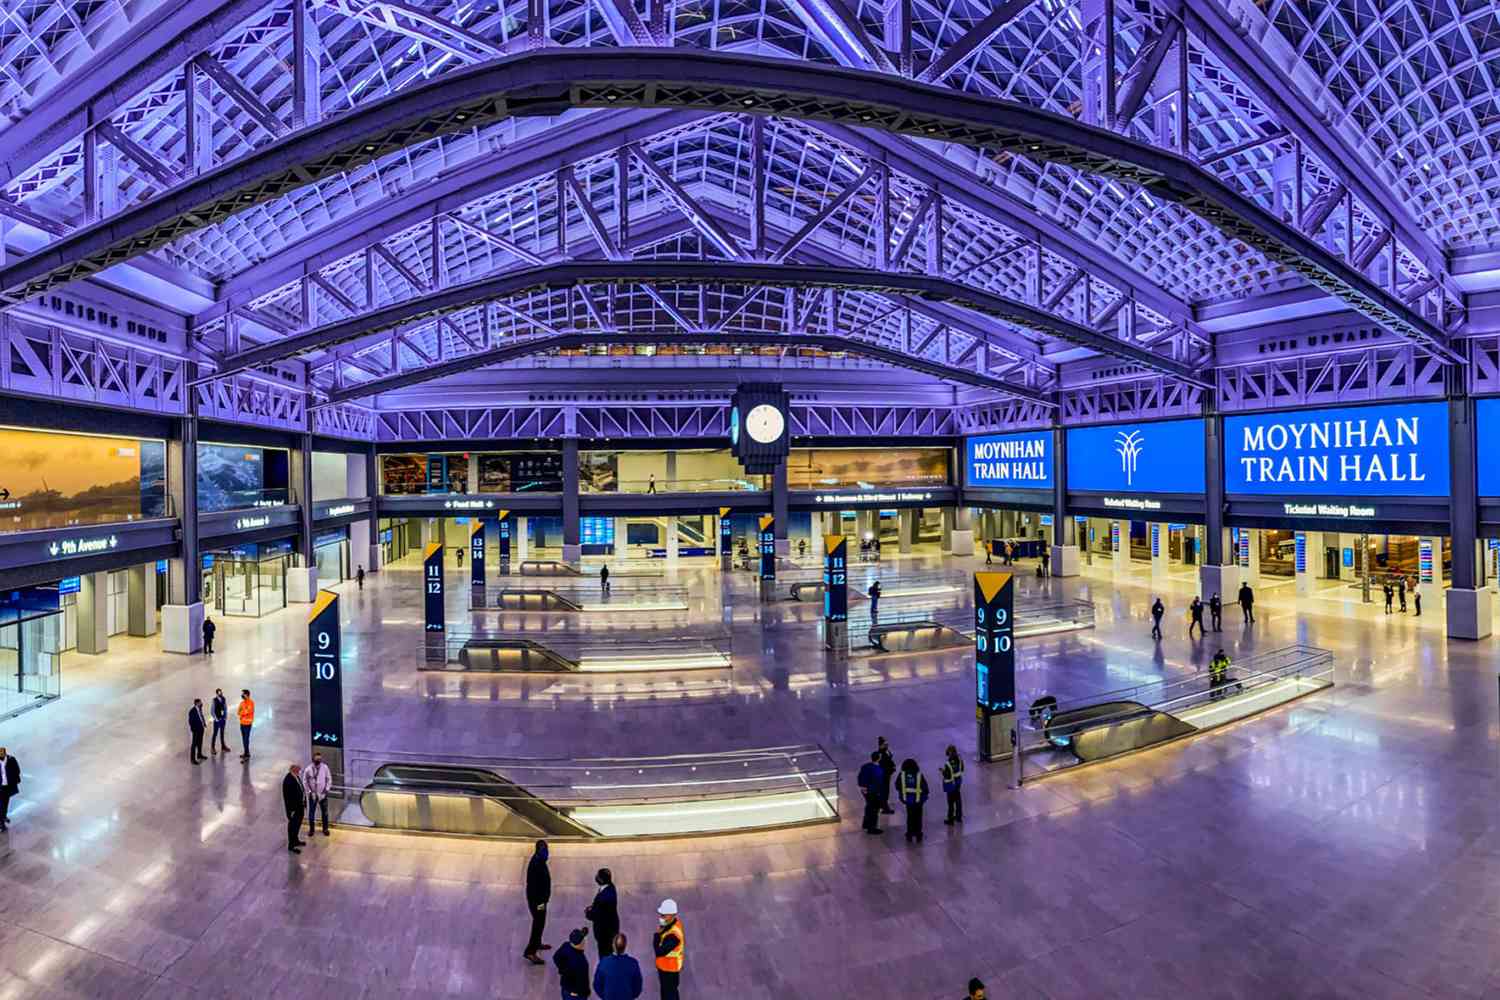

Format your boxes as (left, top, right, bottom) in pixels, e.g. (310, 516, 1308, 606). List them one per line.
(1, 547, 1496, 999)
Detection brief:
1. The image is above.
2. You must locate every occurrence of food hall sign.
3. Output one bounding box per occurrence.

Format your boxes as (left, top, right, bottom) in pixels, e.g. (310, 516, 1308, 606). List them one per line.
(1224, 402, 1449, 498)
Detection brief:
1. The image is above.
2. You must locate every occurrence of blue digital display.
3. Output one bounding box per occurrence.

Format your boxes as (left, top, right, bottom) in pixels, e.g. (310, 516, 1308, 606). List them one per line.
(1225, 401, 1449, 497)
(58, 576, 81, 595)
(580, 517, 615, 546)
(965, 431, 1053, 490)
(1476, 399, 1500, 496)
(1065, 418, 1205, 493)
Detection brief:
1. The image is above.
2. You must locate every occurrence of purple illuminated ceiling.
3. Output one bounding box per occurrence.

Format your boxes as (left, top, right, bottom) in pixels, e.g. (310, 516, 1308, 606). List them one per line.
(0, 0, 1495, 423)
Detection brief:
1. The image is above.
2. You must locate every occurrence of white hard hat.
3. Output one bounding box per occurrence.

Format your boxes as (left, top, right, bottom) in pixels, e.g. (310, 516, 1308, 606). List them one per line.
(657, 898, 679, 916)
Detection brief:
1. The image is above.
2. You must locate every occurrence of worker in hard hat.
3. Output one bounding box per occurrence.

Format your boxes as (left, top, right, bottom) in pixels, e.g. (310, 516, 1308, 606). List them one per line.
(652, 898, 685, 1000)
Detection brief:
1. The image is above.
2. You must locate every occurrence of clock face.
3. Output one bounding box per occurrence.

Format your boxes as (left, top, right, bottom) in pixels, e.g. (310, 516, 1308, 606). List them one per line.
(745, 403, 785, 444)
(729, 407, 740, 446)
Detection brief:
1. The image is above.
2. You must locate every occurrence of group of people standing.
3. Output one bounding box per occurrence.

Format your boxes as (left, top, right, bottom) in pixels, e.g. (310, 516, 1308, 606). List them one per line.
(523, 839, 684, 999)
(280, 754, 334, 853)
(1152, 582, 1257, 640)
(984, 539, 1051, 577)
(187, 688, 256, 763)
(856, 736, 965, 844)
(1382, 574, 1421, 616)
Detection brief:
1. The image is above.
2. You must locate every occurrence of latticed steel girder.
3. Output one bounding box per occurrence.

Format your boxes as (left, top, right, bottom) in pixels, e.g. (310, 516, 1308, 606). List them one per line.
(203, 259, 1208, 390)
(0, 49, 1461, 366)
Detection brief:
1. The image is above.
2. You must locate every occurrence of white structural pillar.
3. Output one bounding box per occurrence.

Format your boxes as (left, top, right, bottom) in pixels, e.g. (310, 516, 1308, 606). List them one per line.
(940, 508, 954, 554)
(126, 563, 158, 637)
(898, 510, 914, 554)
(666, 516, 680, 563)
(517, 516, 529, 561)
(77, 571, 109, 655)
(350, 447, 377, 577)
(162, 410, 203, 654)
(1149, 523, 1169, 580)
(952, 506, 974, 558)
(1112, 520, 1130, 576)
(1295, 531, 1323, 596)
(615, 517, 629, 560)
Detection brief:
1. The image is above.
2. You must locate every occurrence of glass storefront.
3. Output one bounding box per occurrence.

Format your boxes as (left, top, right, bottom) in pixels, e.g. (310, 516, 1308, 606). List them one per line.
(205, 541, 292, 617)
(0, 608, 63, 720)
(314, 528, 349, 585)
(0, 426, 166, 533)
(379, 518, 418, 564)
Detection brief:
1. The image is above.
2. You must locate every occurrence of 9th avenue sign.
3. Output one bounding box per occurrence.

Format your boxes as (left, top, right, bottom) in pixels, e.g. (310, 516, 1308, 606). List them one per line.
(47, 534, 119, 557)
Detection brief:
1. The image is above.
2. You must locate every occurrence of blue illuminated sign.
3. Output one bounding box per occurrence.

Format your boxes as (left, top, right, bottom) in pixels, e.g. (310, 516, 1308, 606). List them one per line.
(965, 431, 1053, 490)
(58, 576, 81, 595)
(1065, 418, 1205, 493)
(1224, 401, 1449, 498)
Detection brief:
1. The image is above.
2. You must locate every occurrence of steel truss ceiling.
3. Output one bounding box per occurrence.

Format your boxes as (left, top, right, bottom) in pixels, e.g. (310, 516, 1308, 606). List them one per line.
(0, 0, 1488, 412)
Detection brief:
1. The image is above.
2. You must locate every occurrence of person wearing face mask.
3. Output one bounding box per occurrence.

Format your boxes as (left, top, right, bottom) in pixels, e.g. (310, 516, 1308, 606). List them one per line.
(523, 840, 552, 966)
(585, 868, 620, 959)
(302, 752, 333, 838)
(652, 899, 685, 1000)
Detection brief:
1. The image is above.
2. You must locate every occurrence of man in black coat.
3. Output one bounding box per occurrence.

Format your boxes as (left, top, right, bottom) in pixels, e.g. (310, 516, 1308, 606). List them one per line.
(188, 699, 207, 764)
(586, 867, 620, 958)
(210, 689, 230, 754)
(554, 928, 591, 1000)
(1238, 582, 1255, 624)
(523, 840, 552, 964)
(856, 751, 884, 834)
(282, 764, 306, 853)
(0, 747, 19, 831)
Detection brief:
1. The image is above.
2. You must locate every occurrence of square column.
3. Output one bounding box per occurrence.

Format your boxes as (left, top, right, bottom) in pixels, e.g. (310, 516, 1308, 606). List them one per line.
(940, 508, 954, 554)
(77, 572, 109, 655)
(1295, 531, 1323, 596)
(772, 460, 790, 556)
(1418, 536, 1443, 615)
(127, 564, 158, 637)
(1112, 520, 1130, 576)
(517, 517, 529, 561)
(353, 445, 379, 576)
(162, 409, 202, 653)
(562, 439, 581, 564)
(666, 516, 680, 563)
(1050, 513, 1079, 577)
(1149, 523, 1169, 580)
(287, 565, 318, 603)
(615, 517, 629, 559)
(952, 506, 974, 558)
(898, 510, 915, 554)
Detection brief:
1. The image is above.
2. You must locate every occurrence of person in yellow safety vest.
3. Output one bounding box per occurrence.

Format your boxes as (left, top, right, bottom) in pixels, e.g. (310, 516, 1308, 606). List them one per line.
(653, 898, 685, 1000)
(1209, 649, 1231, 699)
(941, 745, 965, 826)
(895, 758, 930, 844)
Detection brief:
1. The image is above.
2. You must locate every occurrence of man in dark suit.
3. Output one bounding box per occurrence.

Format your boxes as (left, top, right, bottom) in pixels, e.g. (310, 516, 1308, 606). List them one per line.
(282, 764, 307, 853)
(523, 840, 551, 964)
(188, 699, 207, 764)
(0, 747, 18, 831)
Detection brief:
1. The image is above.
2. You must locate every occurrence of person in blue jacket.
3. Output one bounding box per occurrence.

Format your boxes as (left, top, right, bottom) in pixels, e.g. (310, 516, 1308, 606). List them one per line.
(856, 751, 884, 834)
(593, 933, 644, 1000)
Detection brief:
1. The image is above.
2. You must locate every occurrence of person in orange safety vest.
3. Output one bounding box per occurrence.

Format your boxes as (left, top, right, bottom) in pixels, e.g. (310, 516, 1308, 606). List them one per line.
(236, 689, 255, 761)
(653, 898, 685, 1000)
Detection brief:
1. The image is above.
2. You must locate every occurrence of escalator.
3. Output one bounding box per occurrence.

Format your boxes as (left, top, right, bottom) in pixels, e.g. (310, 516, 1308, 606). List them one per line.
(494, 589, 583, 611)
(359, 762, 599, 838)
(1040, 699, 1197, 762)
(788, 580, 824, 601)
(454, 639, 580, 672)
(519, 561, 582, 577)
(866, 619, 968, 653)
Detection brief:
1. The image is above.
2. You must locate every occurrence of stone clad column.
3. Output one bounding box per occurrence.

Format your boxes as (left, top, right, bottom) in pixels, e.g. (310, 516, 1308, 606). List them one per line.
(1199, 412, 1239, 601)
(561, 439, 580, 564)
(162, 409, 203, 654)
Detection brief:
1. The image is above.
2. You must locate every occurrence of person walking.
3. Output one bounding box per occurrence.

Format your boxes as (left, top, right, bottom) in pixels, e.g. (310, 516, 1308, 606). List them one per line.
(652, 900, 685, 1000)
(1383, 580, 1394, 614)
(1188, 597, 1205, 638)
(646, 474, 657, 495)
(455, 546, 464, 568)
(554, 928, 591, 1000)
(593, 933, 643, 1000)
(586, 868, 620, 959)
(868, 581, 882, 624)
(202, 616, 216, 655)
(1397, 576, 1407, 613)
(0, 747, 20, 832)
(1414, 591, 1422, 617)
(188, 698, 207, 764)
(236, 689, 255, 760)
(302, 751, 333, 838)
(1039, 545, 1050, 578)
(282, 764, 306, 854)
(356, 565, 365, 590)
(1209, 593, 1222, 632)
(940, 744, 964, 826)
(984, 541, 993, 566)
(523, 840, 552, 965)
(856, 751, 884, 834)
(1150, 598, 1165, 640)
(1238, 581, 1255, 624)
(875, 737, 896, 815)
(895, 758, 930, 844)
(211, 688, 230, 754)
(1003, 541, 1014, 566)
